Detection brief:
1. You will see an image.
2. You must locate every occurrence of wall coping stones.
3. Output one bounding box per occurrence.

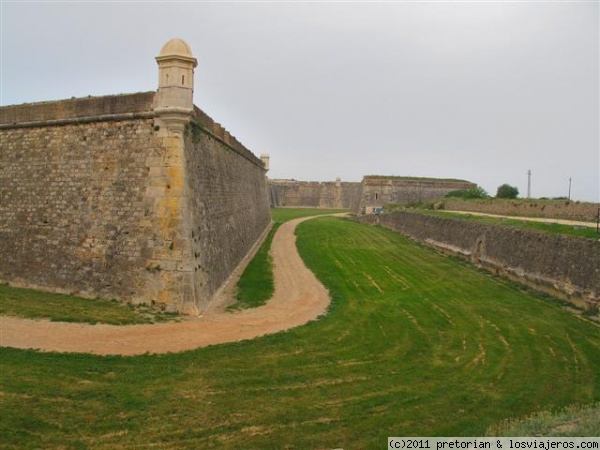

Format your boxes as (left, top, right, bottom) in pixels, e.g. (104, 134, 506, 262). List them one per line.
(0, 111, 156, 129)
(0, 92, 156, 125)
(0, 93, 265, 173)
(191, 106, 265, 170)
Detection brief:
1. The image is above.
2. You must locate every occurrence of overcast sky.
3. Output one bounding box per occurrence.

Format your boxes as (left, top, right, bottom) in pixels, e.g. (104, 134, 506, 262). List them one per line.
(2, 1, 598, 201)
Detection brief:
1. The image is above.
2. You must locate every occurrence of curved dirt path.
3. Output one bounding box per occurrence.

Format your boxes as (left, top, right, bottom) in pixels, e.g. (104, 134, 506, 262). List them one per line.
(0, 216, 331, 356)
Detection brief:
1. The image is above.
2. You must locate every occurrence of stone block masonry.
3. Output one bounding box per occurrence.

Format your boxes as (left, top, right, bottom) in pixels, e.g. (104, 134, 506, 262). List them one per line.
(1, 98, 162, 304)
(267, 176, 478, 214)
(268, 179, 362, 210)
(184, 111, 271, 305)
(358, 211, 599, 309)
(0, 97, 270, 313)
(0, 39, 271, 314)
(357, 176, 477, 214)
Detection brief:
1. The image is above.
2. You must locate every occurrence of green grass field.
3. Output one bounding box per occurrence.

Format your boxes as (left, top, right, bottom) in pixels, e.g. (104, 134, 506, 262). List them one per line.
(486, 402, 600, 436)
(1, 212, 599, 448)
(229, 208, 346, 310)
(0, 284, 178, 324)
(0, 208, 346, 322)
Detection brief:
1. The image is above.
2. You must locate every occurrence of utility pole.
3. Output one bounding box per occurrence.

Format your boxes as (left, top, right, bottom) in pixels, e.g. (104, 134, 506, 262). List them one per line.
(527, 169, 531, 198)
(568, 177, 572, 200)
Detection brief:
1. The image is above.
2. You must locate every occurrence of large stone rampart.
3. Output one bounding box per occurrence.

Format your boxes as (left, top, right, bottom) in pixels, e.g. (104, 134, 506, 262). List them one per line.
(357, 211, 599, 308)
(444, 199, 600, 223)
(0, 95, 270, 313)
(268, 179, 362, 210)
(358, 176, 477, 213)
(184, 116, 271, 304)
(268, 176, 477, 214)
(0, 115, 164, 303)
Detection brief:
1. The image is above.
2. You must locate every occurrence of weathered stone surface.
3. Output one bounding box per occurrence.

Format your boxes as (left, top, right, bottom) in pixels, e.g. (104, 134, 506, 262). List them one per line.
(0, 92, 155, 124)
(268, 179, 362, 210)
(184, 115, 271, 310)
(0, 98, 270, 314)
(267, 176, 478, 214)
(357, 176, 477, 214)
(0, 39, 271, 314)
(0, 117, 162, 302)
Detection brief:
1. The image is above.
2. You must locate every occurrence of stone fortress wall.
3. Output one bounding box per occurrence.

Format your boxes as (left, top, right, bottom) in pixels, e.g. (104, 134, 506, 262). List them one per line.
(268, 176, 477, 214)
(268, 179, 362, 210)
(358, 176, 477, 214)
(0, 39, 270, 314)
(184, 107, 270, 304)
(358, 211, 599, 309)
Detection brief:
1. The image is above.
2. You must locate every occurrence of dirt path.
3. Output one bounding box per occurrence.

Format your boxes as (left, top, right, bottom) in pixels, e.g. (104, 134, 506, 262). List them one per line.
(445, 210, 598, 228)
(0, 216, 331, 356)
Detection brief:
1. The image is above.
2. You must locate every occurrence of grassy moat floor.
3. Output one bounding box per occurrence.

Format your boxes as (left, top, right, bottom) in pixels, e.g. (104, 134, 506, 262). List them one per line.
(1, 209, 599, 448)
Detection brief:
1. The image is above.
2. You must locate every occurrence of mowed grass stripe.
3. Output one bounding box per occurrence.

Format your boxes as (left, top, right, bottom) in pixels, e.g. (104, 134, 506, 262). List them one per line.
(229, 207, 346, 311)
(1, 215, 599, 449)
(295, 217, 600, 434)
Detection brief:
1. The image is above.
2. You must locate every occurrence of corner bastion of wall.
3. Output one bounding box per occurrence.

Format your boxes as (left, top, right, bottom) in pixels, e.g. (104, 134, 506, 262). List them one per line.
(358, 176, 477, 214)
(0, 91, 271, 314)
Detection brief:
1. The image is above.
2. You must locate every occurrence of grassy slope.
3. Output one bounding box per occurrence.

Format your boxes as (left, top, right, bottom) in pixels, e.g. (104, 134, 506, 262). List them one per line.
(1, 217, 599, 449)
(270, 207, 347, 223)
(0, 284, 178, 324)
(422, 210, 600, 240)
(228, 223, 281, 310)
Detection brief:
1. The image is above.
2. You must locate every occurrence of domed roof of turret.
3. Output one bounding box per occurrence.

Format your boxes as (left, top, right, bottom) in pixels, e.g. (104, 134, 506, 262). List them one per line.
(156, 38, 197, 65)
(159, 38, 193, 57)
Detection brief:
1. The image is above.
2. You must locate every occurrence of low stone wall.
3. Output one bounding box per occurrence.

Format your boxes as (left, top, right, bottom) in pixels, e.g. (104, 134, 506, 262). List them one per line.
(357, 211, 599, 308)
(444, 199, 600, 223)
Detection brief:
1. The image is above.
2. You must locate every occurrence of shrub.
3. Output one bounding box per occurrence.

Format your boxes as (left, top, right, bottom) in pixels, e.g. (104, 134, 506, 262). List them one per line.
(496, 184, 519, 199)
(445, 187, 489, 199)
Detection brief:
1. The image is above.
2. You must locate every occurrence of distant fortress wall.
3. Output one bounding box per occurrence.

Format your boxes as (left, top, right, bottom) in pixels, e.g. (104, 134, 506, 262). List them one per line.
(358, 176, 477, 214)
(0, 39, 270, 314)
(268, 179, 362, 210)
(268, 176, 477, 214)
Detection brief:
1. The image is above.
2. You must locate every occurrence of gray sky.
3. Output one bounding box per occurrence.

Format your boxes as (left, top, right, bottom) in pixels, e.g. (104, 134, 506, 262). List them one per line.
(2, 1, 599, 201)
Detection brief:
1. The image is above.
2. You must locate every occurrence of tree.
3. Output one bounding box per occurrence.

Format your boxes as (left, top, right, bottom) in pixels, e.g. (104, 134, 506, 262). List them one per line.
(496, 184, 519, 199)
